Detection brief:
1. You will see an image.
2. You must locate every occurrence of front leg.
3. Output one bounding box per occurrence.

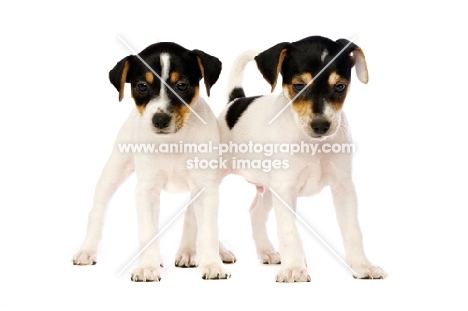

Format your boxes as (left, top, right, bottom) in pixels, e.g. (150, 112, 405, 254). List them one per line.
(131, 182, 162, 282)
(175, 205, 236, 268)
(175, 205, 198, 268)
(191, 185, 230, 279)
(73, 112, 136, 266)
(330, 182, 387, 279)
(270, 187, 310, 282)
(72, 151, 133, 266)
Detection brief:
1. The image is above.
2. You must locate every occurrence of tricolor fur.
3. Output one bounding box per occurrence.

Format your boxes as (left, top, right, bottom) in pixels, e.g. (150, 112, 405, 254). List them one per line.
(73, 42, 235, 282)
(218, 36, 387, 282)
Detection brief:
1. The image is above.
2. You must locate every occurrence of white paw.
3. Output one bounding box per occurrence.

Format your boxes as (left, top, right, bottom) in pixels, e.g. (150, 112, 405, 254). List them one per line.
(72, 250, 97, 265)
(258, 250, 281, 264)
(275, 266, 310, 282)
(351, 262, 388, 279)
(175, 253, 197, 268)
(131, 266, 162, 282)
(201, 262, 231, 280)
(219, 249, 237, 264)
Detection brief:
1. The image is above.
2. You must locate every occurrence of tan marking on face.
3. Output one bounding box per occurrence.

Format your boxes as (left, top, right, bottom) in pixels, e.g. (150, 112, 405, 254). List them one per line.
(329, 101, 344, 111)
(173, 87, 199, 130)
(136, 105, 146, 114)
(328, 71, 349, 87)
(170, 71, 180, 83)
(327, 72, 349, 111)
(173, 105, 191, 130)
(145, 72, 154, 84)
(285, 84, 294, 100)
(119, 61, 130, 101)
(292, 73, 313, 85)
(328, 72, 341, 86)
(285, 73, 313, 99)
(292, 99, 313, 117)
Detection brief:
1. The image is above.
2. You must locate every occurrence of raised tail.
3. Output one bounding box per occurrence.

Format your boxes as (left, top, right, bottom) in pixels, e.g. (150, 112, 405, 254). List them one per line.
(226, 50, 259, 103)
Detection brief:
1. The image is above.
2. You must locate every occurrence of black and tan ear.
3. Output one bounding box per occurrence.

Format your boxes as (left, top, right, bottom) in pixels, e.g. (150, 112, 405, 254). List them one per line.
(109, 55, 135, 101)
(254, 42, 291, 92)
(335, 39, 368, 84)
(189, 50, 222, 97)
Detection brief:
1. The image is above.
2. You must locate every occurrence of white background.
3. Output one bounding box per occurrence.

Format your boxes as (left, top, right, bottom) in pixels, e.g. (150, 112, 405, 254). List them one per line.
(1, 0, 467, 310)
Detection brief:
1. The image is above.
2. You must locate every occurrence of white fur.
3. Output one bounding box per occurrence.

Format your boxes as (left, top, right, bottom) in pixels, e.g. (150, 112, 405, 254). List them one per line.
(226, 50, 259, 99)
(141, 54, 173, 133)
(321, 49, 328, 62)
(73, 94, 233, 281)
(218, 51, 387, 282)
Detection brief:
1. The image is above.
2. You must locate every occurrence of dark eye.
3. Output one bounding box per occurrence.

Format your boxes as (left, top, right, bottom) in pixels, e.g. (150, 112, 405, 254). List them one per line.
(176, 82, 188, 91)
(137, 82, 148, 92)
(293, 84, 306, 92)
(335, 83, 346, 92)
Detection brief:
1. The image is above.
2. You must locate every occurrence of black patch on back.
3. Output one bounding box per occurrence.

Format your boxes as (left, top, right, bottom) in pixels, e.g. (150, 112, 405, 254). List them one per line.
(226, 96, 260, 129)
(228, 87, 246, 103)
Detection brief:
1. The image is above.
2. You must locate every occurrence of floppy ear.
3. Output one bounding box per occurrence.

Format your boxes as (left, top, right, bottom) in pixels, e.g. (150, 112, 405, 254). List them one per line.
(189, 50, 222, 97)
(254, 42, 291, 92)
(335, 39, 368, 84)
(109, 55, 134, 101)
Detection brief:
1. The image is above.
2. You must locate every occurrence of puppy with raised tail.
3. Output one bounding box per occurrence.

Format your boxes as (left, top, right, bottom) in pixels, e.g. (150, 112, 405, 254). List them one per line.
(72, 42, 235, 281)
(218, 36, 387, 282)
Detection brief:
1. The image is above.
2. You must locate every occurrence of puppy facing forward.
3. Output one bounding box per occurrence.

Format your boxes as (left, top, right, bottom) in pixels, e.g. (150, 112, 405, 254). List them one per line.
(218, 36, 387, 282)
(72, 42, 235, 281)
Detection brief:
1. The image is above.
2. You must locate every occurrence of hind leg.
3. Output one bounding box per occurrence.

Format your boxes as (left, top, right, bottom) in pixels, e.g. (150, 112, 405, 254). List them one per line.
(250, 186, 281, 264)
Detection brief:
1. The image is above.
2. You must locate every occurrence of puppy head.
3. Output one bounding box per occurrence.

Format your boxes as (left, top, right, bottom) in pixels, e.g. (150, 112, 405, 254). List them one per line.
(255, 36, 368, 139)
(109, 42, 221, 134)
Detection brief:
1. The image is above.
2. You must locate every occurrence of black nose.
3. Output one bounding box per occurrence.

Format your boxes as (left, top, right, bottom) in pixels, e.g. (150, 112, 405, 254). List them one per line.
(152, 113, 171, 129)
(311, 119, 331, 135)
